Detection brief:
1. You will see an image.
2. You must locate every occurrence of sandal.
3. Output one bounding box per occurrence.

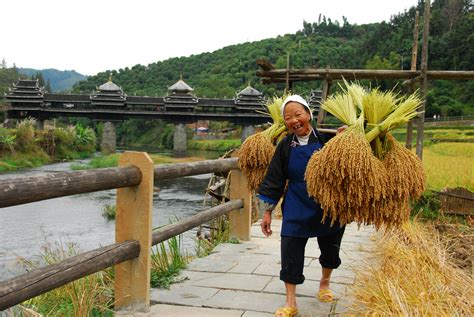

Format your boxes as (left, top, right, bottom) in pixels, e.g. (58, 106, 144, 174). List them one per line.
(274, 306, 298, 317)
(318, 289, 334, 302)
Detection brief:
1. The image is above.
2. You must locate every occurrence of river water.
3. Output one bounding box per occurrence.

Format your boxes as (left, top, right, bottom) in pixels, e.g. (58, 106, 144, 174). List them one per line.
(0, 156, 218, 281)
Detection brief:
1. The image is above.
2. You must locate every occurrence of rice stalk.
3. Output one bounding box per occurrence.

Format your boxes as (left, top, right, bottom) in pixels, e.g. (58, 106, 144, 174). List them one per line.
(238, 132, 275, 191)
(349, 220, 473, 316)
(305, 125, 389, 227)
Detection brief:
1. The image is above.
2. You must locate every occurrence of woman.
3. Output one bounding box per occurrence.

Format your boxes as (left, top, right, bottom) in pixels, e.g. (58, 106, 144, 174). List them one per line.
(258, 95, 345, 317)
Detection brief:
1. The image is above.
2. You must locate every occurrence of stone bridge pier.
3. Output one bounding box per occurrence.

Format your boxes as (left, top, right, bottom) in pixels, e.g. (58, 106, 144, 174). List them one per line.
(173, 123, 187, 156)
(101, 121, 116, 154)
(241, 125, 255, 142)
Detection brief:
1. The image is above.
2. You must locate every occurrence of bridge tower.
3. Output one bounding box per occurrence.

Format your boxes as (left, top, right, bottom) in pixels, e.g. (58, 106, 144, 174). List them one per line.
(234, 85, 265, 141)
(5, 79, 44, 128)
(166, 77, 198, 155)
(91, 79, 126, 154)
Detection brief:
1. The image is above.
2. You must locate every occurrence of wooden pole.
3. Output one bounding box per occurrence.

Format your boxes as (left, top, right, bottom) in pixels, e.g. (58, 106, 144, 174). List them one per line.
(285, 52, 292, 93)
(406, 10, 420, 149)
(0, 166, 141, 208)
(154, 158, 238, 181)
(228, 169, 252, 241)
(316, 77, 331, 126)
(0, 241, 139, 311)
(152, 199, 244, 245)
(115, 152, 154, 313)
(416, 0, 431, 159)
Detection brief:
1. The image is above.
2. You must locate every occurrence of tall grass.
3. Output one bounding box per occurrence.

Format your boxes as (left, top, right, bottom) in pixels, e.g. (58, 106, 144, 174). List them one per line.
(187, 139, 241, 152)
(150, 234, 188, 289)
(19, 242, 114, 316)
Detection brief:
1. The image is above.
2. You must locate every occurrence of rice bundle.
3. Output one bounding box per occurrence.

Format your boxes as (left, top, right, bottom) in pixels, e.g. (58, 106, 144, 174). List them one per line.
(379, 134, 426, 227)
(237, 95, 288, 191)
(305, 81, 424, 228)
(238, 132, 275, 191)
(305, 118, 389, 227)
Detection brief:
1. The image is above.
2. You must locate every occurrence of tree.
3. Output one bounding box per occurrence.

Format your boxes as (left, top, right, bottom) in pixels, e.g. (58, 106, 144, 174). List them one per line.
(1, 58, 6, 69)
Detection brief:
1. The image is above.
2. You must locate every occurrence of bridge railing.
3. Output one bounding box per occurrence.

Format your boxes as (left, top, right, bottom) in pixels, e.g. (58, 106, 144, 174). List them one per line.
(0, 153, 252, 313)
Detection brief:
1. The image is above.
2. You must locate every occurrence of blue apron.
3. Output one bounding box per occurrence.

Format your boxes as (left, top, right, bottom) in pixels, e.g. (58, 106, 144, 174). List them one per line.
(281, 137, 343, 237)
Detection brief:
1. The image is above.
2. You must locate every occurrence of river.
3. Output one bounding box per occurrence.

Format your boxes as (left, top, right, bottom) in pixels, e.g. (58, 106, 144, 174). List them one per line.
(0, 155, 219, 281)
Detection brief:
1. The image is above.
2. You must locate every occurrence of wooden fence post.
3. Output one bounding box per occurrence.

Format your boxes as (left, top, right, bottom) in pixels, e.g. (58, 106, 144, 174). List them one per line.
(115, 152, 154, 313)
(228, 169, 252, 241)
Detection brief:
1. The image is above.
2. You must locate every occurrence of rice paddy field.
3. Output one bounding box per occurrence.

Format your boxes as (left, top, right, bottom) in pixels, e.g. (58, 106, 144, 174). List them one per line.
(349, 133, 474, 316)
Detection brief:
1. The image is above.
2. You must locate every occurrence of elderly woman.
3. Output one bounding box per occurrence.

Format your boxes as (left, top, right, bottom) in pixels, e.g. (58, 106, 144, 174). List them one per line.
(258, 95, 345, 317)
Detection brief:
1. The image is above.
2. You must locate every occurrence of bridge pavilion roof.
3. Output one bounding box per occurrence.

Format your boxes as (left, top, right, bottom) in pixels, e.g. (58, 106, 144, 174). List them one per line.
(91, 79, 126, 107)
(234, 84, 265, 112)
(168, 79, 194, 93)
(5, 79, 44, 104)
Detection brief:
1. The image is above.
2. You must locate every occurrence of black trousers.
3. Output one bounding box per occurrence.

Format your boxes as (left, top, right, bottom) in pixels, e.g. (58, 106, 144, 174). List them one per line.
(280, 227, 345, 285)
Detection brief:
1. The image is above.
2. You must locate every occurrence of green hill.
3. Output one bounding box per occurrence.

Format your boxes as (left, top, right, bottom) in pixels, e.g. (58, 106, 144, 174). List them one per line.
(18, 68, 87, 92)
(72, 0, 473, 117)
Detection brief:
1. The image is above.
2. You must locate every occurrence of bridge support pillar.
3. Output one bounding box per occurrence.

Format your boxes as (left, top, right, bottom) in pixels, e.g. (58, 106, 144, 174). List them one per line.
(173, 123, 187, 155)
(241, 125, 255, 142)
(101, 121, 116, 154)
(35, 119, 44, 131)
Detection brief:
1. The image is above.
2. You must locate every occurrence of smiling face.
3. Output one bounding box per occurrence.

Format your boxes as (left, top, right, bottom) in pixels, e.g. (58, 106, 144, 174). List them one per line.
(283, 102, 312, 137)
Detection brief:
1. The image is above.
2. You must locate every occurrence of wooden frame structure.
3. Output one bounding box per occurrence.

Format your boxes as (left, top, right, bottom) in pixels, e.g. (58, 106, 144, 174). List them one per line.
(256, 0, 474, 159)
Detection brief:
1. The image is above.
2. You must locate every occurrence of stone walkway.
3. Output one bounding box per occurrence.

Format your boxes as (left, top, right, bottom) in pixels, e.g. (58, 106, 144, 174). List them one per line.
(149, 219, 377, 316)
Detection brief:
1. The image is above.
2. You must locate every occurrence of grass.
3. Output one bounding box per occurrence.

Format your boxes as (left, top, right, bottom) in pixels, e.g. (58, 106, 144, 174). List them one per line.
(0, 151, 52, 172)
(101, 204, 116, 220)
(19, 241, 114, 316)
(422, 142, 474, 191)
(150, 234, 189, 289)
(71, 153, 205, 170)
(187, 139, 241, 152)
(194, 215, 234, 258)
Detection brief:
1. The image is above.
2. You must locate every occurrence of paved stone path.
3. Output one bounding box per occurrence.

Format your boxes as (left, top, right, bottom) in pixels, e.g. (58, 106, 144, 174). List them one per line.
(149, 219, 377, 316)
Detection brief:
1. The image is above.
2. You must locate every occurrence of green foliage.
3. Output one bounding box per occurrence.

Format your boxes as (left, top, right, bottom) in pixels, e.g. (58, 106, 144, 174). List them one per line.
(195, 215, 232, 257)
(150, 235, 188, 289)
(411, 191, 442, 220)
(19, 241, 113, 316)
(101, 204, 116, 220)
(70, 0, 472, 119)
(187, 139, 241, 152)
(18, 68, 87, 92)
(71, 154, 120, 170)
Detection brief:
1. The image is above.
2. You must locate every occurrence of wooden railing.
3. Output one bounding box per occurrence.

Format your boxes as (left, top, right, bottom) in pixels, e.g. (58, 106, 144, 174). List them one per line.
(0, 153, 251, 313)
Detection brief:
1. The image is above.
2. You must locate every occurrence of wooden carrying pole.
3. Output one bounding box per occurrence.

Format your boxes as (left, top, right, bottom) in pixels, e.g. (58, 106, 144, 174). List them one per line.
(416, 0, 431, 159)
(406, 10, 420, 149)
(115, 152, 154, 313)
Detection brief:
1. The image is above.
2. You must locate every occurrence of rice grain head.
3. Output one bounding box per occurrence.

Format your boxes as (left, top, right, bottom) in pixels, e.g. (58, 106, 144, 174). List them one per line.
(305, 129, 389, 227)
(238, 132, 275, 191)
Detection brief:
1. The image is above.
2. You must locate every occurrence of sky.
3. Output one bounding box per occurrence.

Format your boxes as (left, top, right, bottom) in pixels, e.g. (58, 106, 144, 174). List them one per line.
(2, 0, 420, 76)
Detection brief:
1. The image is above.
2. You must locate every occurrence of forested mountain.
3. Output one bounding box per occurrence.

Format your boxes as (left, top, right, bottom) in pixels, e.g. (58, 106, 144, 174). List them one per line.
(72, 0, 473, 116)
(18, 68, 87, 92)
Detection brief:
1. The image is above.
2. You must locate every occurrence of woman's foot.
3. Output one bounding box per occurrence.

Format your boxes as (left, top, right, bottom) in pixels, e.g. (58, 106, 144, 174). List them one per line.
(274, 306, 298, 317)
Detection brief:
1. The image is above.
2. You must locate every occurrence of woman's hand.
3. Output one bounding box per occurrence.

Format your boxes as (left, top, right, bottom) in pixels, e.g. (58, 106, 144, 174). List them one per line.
(336, 125, 348, 135)
(261, 210, 273, 237)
